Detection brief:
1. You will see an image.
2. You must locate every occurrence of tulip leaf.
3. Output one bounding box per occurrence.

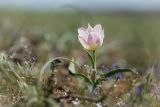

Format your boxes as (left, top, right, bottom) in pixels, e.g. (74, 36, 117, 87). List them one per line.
(68, 59, 93, 86)
(83, 49, 95, 68)
(41, 57, 93, 86)
(68, 69, 93, 86)
(101, 68, 134, 78)
(40, 57, 81, 81)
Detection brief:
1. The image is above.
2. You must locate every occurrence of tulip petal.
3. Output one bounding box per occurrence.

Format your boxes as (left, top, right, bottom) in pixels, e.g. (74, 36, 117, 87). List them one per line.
(78, 27, 88, 37)
(78, 36, 89, 49)
(87, 24, 93, 32)
(94, 24, 104, 38)
(87, 32, 100, 49)
(91, 32, 101, 44)
(94, 24, 102, 33)
(99, 30, 104, 45)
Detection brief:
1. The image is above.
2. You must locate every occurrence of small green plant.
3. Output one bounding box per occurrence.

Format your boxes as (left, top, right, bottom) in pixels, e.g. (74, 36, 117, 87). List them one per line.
(41, 24, 134, 101)
(0, 24, 135, 107)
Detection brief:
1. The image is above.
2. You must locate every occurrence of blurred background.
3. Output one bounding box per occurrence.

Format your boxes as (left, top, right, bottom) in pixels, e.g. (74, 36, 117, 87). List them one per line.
(0, 0, 160, 68)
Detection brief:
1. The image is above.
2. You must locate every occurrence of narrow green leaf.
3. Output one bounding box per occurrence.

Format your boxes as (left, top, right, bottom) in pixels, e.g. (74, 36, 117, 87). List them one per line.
(83, 49, 94, 67)
(102, 68, 134, 78)
(40, 57, 81, 82)
(68, 58, 92, 85)
(41, 57, 93, 86)
(68, 70, 93, 86)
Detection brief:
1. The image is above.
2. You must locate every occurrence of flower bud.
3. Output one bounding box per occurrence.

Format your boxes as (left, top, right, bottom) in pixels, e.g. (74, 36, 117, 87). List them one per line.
(78, 24, 104, 50)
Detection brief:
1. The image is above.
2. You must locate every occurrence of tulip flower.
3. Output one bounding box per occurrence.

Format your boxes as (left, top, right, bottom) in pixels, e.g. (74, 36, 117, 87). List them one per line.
(78, 24, 104, 51)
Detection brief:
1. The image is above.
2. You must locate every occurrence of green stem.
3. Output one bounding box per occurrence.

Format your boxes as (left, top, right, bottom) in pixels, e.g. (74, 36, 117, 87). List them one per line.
(91, 50, 97, 93)
(93, 50, 97, 72)
(84, 49, 98, 93)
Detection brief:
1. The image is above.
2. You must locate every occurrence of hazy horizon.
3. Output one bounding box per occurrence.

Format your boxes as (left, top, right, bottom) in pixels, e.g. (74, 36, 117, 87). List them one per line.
(0, 0, 160, 12)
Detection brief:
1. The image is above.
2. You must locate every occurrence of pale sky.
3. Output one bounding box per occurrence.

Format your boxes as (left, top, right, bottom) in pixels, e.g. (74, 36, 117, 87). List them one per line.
(0, 0, 160, 11)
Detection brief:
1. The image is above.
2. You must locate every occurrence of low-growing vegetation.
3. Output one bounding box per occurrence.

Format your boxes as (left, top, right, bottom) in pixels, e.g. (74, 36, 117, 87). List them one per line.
(0, 10, 160, 107)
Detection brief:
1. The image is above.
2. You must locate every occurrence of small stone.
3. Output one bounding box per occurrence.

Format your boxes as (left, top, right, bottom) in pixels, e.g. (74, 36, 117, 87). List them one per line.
(72, 98, 80, 105)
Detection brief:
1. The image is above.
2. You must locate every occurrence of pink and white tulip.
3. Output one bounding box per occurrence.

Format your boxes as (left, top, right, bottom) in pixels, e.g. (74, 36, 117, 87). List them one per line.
(78, 24, 104, 51)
